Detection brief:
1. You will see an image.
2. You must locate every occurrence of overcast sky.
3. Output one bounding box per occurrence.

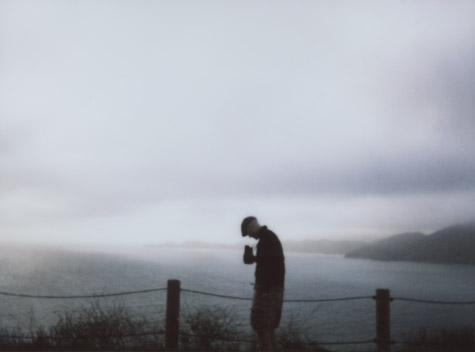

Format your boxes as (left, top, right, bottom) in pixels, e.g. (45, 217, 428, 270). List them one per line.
(1, 0, 474, 246)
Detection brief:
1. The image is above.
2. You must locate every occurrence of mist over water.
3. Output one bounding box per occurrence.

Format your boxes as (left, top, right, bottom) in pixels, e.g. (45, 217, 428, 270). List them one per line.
(1, 244, 474, 351)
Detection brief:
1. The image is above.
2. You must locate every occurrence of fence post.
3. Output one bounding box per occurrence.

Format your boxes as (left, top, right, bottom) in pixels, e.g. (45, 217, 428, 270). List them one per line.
(166, 279, 181, 351)
(375, 288, 391, 352)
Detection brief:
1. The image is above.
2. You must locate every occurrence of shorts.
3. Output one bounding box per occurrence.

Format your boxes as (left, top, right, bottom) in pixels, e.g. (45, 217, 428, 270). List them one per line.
(250, 286, 284, 332)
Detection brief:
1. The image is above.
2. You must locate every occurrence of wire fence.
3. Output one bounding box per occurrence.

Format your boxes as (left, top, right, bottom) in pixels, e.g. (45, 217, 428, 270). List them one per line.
(0, 287, 167, 299)
(0, 330, 166, 340)
(392, 297, 475, 305)
(1, 283, 475, 351)
(4, 287, 475, 305)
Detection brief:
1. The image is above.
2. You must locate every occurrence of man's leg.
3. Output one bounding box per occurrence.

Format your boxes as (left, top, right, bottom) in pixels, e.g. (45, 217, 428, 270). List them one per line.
(257, 330, 273, 351)
(270, 329, 279, 351)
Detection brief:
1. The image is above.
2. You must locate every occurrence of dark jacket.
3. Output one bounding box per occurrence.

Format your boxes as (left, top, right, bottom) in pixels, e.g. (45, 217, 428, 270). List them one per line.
(255, 226, 285, 290)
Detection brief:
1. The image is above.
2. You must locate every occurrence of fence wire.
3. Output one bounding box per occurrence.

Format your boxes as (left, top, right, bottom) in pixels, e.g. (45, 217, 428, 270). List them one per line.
(180, 331, 376, 348)
(2, 284, 475, 350)
(0, 287, 167, 299)
(182, 288, 374, 303)
(393, 297, 475, 305)
(0, 330, 165, 341)
(179, 331, 253, 344)
(181, 288, 253, 301)
(2, 286, 475, 305)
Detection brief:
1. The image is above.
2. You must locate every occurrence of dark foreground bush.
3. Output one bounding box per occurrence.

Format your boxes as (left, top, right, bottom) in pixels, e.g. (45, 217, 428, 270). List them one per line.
(0, 301, 163, 351)
(50, 301, 162, 350)
(277, 315, 314, 351)
(403, 326, 475, 352)
(180, 307, 324, 351)
(2, 302, 337, 351)
(181, 306, 246, 351)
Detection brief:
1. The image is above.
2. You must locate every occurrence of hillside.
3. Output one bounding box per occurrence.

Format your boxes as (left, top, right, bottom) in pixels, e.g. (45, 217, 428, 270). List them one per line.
(152, 239, 366, 255)
(283, 239, 365, 255)
(345, 222, 475, 265)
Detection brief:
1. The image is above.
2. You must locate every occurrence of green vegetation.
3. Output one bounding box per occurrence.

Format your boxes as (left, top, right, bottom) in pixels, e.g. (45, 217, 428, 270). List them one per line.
(402, 326, 475, 352)
(345, 222, 475, 265)
(181, 306, 249, 351)
(0, 302, 473, 351)
(0, 301, 162, 351)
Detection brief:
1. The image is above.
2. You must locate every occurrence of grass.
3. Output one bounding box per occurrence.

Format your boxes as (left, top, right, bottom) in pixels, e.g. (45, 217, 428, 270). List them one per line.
(0, 301, 162, 351)
(400, 326, 475, 352)
(0, 302, 473, 351)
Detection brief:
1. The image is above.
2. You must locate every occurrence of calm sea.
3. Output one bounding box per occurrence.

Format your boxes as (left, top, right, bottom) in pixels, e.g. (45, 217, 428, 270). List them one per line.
(1, 245, 474, 350)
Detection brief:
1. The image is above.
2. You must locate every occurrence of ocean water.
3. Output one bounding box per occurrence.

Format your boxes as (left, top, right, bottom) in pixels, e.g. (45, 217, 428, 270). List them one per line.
(1, 245, 474, 350)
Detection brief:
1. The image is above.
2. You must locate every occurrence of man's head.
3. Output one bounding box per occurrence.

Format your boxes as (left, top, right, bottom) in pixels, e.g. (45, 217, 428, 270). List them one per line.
(241, 216, 262, 239)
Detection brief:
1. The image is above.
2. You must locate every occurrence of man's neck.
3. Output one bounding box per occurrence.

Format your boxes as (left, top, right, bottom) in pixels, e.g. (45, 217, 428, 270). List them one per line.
(254, 225, 267, 239)
(248, 221, 262, 237)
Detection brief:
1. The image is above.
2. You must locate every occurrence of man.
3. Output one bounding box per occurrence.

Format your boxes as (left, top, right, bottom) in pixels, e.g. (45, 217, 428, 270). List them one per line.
(241, 216, 285, 352)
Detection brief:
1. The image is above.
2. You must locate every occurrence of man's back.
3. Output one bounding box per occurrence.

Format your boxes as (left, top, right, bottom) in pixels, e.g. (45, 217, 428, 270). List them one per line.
(255, 226, 285, 289)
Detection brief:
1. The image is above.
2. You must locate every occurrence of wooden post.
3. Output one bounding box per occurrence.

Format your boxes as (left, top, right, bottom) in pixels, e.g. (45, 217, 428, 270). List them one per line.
(166, 279, 181, 351)
(375, 289, 391, 352)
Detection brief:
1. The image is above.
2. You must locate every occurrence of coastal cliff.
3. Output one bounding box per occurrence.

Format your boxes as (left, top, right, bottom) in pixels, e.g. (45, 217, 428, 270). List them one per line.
(345, 222, 475, 265)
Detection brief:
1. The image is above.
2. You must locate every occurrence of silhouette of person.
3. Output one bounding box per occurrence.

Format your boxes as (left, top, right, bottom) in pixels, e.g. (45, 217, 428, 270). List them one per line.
(241, 216, 285, 352)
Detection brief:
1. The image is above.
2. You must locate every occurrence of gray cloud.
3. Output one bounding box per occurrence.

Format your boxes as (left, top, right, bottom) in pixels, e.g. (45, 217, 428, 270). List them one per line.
(276, 152, 475, 197)
(431, 45, 475, 134)
(1, 0, 474, 244)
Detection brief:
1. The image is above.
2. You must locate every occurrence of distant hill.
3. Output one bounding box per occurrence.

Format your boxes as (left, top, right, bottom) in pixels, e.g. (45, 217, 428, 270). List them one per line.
(150, 239, 366, 255)
(283, 239, 366, 255)
(151, 241, 240, 250)
(345, 222, 475, 265)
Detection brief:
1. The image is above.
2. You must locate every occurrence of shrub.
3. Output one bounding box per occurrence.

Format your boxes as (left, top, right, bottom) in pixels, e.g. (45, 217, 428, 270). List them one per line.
(404, 326, 475, 352)
(0, 326, 25, 350)
(277, 315, 318, 351)
(181, 306, 244, 351)
(48, 300, 162, 350)
(0, 301, 163, 351)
